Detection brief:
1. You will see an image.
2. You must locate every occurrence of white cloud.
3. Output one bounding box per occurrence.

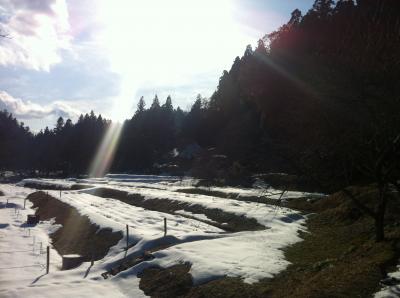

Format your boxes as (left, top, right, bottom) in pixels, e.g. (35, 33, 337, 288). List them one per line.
(0, 90, 81, 119)
(0, 0, 71, 70)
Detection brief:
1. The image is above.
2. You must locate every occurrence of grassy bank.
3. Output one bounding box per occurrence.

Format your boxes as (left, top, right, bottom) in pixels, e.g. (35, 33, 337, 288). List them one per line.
(140, 186, 400, 297)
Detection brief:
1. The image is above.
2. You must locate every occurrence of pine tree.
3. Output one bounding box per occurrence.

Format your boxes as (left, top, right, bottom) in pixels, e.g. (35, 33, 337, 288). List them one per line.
(150, 95, 160, 110)
(255, 39, 268, 55)
(311, 0, 334, 17)
(135, 96, 146, 116)
(289, 9, 302, 26)
(162, 95, 173, 112)
(55, 117, 64, 134)
(244, 45, 253, 57)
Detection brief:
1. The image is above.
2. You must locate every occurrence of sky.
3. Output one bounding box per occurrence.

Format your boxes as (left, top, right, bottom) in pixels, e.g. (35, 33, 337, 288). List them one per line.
(0, 0, 314, 132)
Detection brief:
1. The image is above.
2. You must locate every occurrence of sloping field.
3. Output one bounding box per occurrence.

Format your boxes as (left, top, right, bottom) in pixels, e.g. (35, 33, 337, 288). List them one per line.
(7, 175, 316, 296)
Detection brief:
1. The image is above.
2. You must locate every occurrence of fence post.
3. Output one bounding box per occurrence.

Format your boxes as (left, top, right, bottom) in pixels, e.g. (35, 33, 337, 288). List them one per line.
(164, 218, 167, 237)
(126, 224, 129, 250)
(46, 246, 50, 274)
(59, 190, 61, 199)
(24, 198, 26, 209)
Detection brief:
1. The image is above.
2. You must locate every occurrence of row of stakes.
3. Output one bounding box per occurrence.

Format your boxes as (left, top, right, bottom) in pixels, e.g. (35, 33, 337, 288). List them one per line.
(20, 199, 51, 274)
(2, 198, 28, 208)
(24, 228, 51, 274)
(4, 195, 169, 272)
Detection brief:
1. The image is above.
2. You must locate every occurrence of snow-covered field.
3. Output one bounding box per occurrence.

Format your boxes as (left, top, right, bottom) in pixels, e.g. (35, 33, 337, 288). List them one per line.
(0, 175, 314, 296)
(374, 265, 400, 298)
(0, 184, 138, 297)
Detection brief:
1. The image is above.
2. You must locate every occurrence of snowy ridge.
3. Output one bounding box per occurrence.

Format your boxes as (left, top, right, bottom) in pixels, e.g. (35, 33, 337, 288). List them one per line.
(7, 175, 313, 295)
(19, 178, 76, 189)
(46, 187, 305, 284)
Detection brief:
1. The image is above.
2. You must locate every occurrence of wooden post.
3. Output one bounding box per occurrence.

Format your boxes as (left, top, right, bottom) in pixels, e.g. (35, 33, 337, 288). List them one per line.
(24, 198, 26, 209)
(46, 246, 50, 274)
(164, 218, 167, 236)
(126, 224, 129, 250)
(59, 190, 61, 198)
(91, 242, 95, 266)
(62, 254, 83, 270)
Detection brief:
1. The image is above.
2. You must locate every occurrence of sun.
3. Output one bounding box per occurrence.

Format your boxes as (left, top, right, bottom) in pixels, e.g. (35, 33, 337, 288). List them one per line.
(88, 0, 253, 176)
(93, 0, 249, 121)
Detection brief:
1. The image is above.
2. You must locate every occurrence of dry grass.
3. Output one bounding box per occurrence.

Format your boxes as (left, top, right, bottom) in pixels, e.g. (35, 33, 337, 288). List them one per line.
(139, 264, 193, 297)
(137, 185, 400, 297)
(25, 185, 400, 297)
(189, 186, 400, 298)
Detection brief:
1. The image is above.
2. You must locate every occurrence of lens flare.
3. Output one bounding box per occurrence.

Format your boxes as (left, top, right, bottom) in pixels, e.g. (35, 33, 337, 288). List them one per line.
(87, 0, 253, 178)
(88, 123, 123, 177)
(254, 52, 317, 98)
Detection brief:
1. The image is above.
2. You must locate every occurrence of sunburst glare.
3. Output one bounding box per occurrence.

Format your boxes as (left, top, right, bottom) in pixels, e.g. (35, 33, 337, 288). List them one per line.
(88, 122, 123, 177)
(87, 0, 250, 177)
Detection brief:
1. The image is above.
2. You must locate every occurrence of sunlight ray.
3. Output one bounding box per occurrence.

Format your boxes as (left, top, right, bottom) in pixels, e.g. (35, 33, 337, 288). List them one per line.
(88, 123, 123, 177)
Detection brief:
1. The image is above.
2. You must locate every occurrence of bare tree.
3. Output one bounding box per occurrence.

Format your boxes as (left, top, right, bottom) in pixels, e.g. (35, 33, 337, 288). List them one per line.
(342, 134, 400, 241)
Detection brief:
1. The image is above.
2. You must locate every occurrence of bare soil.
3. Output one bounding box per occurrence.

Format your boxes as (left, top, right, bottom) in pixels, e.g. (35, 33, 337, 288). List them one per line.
(176, 187, 310, 206)
(25, 185, 400, 297)
(27, 191, 122, 261)
(23, 182, 92, 191)
(84, 187, 264, 232)
(139, 186, 400, 297)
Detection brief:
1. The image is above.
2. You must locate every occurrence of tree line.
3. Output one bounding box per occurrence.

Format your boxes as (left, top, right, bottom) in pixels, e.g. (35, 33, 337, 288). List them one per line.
(1, 0, 399, 190)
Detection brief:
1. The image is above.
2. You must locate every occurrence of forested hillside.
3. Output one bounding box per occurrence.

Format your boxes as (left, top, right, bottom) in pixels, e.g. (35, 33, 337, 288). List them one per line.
(1, 0, 399, 192)
(0, 110, 32, 170)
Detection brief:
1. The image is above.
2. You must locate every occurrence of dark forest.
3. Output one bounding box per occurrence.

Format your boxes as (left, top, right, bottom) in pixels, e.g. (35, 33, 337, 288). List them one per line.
(1, 0, 399, 194)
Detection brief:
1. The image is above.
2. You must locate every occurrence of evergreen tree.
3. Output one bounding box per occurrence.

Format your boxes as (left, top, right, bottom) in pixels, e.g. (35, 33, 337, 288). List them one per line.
(135, 96, 146, 116)
(162, 95, 173, 112)
(150, 95, 160, 110)
(311, 0, 334, 17)
(289, 9, 302, 26)
(55, 117, 65, 134)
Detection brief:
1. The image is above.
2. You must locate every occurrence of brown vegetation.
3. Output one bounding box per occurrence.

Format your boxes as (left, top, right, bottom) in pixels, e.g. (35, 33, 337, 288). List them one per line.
(137, 186, 400, 297)
(84, 187, 264, 232)
(139, 264, 193, 297)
